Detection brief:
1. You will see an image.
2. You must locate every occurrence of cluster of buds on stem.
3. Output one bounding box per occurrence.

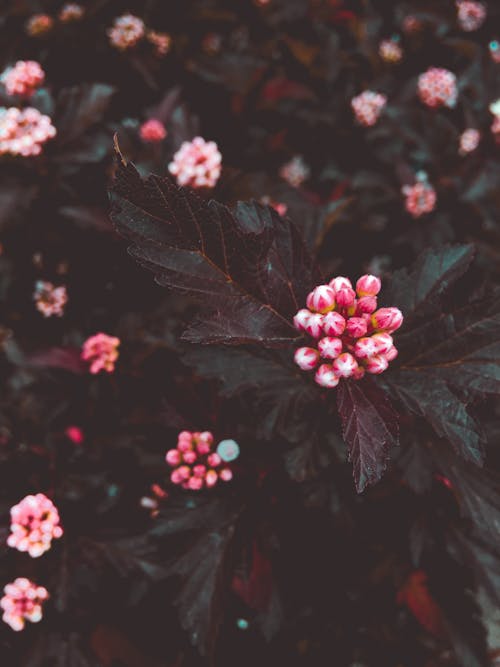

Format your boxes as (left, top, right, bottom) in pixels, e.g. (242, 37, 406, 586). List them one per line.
(168, 137, 222, 189)
(33, 281, 68, 317)
(456, 1, 486, 31)
(351, 91, 387, 126)
(81, 333, 120, 374)
(108, 14, 145, 50)
(402, 172, 437, 218)
(418, 68, 458, 109)
(139, 119, 167, 143)
(379, 37, 403, 63)
(0, 107, 56, 157)
(1, 579, 49, 631)
(459, 128, 480, 155)
(8, 494, 63, 558)
(293, 275, 403, 388)
(166, 431, 238, 490)
(1, 61, 45, 97)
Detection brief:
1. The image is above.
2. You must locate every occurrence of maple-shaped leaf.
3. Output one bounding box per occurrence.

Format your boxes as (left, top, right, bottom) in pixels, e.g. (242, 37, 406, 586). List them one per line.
(336, 378, 399, 493)
(150, 496, 242, 656)
(109, 146, 316, 347)
(383, 246, 500, 466)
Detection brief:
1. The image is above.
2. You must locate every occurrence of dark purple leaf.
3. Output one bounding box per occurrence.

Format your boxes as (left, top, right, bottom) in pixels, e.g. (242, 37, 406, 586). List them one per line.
(336, 378, 399, 493)
(56, 83, 115, 144)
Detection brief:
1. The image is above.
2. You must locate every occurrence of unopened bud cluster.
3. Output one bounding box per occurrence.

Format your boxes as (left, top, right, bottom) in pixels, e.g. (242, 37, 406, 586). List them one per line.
(168, 137, 222, 189)
(1, 579, 49, 631)
(1, 61, 45, 97)
(459, 128, 480, 155)
(418, 68, 457, 109)
(166, 431, 237, 490)
(379, 38, 403, 63)
(402, 173, 437, 218)
(140, 119, 167, 143)
(294, 275, 403, 388)
(8, 494, 63, 558)
(81, 333, 120, 374)
(351, 91, 387, 126)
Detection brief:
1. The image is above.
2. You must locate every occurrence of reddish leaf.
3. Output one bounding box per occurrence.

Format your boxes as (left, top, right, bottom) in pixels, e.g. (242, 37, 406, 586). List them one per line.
(397, 571, 446, 638)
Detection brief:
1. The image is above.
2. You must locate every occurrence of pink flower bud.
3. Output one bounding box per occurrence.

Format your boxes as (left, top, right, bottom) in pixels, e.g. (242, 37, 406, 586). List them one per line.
(352, 366, 366, 380)
(178, 430, 192, 442)
(304, 313, 324, 339)
(317, 337, 343, 359)
(371, 332, 394, 354)
(199, 431, 214, 445)
(293, 308, 311, 332)
(314, 364, 340, 388)
(356, 274, 381, 297)
(187, 476, 203, 491)
(306, 285, 336, 314)
(365, 354, 389, 374)
(193, 465, 207, 477)
(196, 440, 211, 455)
(183, 450, 197, 465)
(335, 287, 356, 308)
(294, 347, 320, 371)
(170, 469, 183, 484)
(207, 453, 222, 467)
(384, 346, 399, 362)
(329, 276, 352, 292)
(332, 353, 358, 378)
(219, 468, 233, 482)
(345, 317, 368, 339)
(371, 307, 403, 333)
(323, 311, 346, 336)
(166, 449, 181, 466)
(354, 337, 378, 359)
(177, 440, 192, 453)
(205, 470, 218, 487)
(356, 295, 378, 314)
(177, 466, 191, 480)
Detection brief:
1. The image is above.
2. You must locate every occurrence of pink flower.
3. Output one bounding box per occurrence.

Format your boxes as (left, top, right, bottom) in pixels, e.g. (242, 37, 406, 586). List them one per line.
(33, 281, 67, 317)
(26, 14, 53, 36)
(293, 274, 403, 387)
(140, 119, 167, 143)
(0, 107, 56, 157)
(147, 31, 172, 57)
(279, 155, 310, 187)
(306, 285, 336, 313)
(1, 578, 49, 631)
(456, 1, 486, 31)
(58, 3, 84, 22)
(418, 68, 457, 109)
(7, 494, 63, 558)
(459, 128, 480, 155)
(1, 61, 45, 97)
(402, 178, 437, 218)
(166, 431, 235, 490)
(168, 137, 222, 189)
(351, 91, 387, 127)
(81, 333, 120, 374)
(379, 38, 403, 63)
(108, 14, 145, 51)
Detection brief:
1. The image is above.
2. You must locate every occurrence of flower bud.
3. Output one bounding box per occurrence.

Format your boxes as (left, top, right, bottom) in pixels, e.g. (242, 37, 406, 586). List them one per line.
(304, 313, 324, 339)
(205, 470, 218, 487)
(371, 307, 403, 333)
(219, 468, 233, 482)
(352, 366, 366, 380)
(314, 364, 340, 388)
(199, 431, 214, 445)
(353, 337, 378, 359)
(183, 450, 197, 465)
(371, 332, 393, 354)
(317, 337, 343, 359)
(323, 311, 346, 336)
(177, 466, 191, 480)
(293, 308, 311, 332)
(384, 346, 399, 362)
(306, 285, 336, 314)
(345, 317, 368, 339)
(177, 440, 192, 453)
(294, 347, 320, 371)
(170, 469, 183, 485)
(332, 353, 358, 378)
(356, 274, 381, 297)
(187, 476, 203, 490)
(207, 453, 222, 468)
(335, 287, 356, 308)
(329, 276, 352, 292)
(365, 354, 389, 374)
(356, 295, 378, 314)
(166, 449, 181, 466)
(193, 464, 207, 477)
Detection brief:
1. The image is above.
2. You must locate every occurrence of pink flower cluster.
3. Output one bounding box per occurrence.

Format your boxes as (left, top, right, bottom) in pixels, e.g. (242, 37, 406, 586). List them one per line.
(459, 128, 480, 155)
(147, 31, 172, 57)
(1, 61, 45, 97)
(0, 107, 56, 156)
(456, 1, 486, 32)
(33, 281, 68, 317)
(351, 91, 387, 127)
(108, 14, 145, 51)
(418, 68, 458, 109)
(379, 38, 403, 63)
(293, 275, 403, 388)
(59, 3, 84, 22)
(26, 14, 53, 36)
(279, 155, 310, 187)
(8, 494, 63, 558)
(1, 578, 49, 631)
(81, 333, 120, 374)
(140, 119, 167, 143)
(402, 175, 437, 218)
(168, 137, 222, 189)
(166, 431, 234, 490)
